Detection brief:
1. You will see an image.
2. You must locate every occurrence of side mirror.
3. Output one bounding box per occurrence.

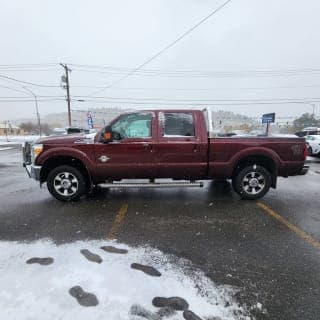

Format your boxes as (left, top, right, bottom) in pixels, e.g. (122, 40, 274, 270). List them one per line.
(103, 125, 113, 143)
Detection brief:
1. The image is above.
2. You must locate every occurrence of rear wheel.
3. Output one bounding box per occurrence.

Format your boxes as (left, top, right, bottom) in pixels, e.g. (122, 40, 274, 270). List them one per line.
(232, 165, 271, 200)
(308, 146, 313, 156)
(47, 165, 86, 201)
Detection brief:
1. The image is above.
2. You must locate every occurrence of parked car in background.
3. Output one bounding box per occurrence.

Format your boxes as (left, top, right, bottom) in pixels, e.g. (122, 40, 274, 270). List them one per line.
(295, 127, 320, 137)
(305, 135, 320, 156)
(51, 127, 89, 136)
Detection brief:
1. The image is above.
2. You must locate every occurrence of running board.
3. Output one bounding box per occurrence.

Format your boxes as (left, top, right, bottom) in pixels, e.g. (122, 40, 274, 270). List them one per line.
(98, 181, 203, 188)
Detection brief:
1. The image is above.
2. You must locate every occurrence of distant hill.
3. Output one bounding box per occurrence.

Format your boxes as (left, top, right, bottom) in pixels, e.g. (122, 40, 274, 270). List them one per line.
(211, 110, 260, 132)
(11, 107, 259, 132)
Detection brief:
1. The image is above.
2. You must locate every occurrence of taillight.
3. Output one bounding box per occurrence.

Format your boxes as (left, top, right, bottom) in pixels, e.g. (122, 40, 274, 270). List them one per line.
(303, 143, 308, 160)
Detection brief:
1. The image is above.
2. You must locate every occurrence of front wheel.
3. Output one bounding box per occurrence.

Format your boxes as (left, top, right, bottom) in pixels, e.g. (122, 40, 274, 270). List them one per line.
(47, 165, 86, 201)
(232, 165, 271, 200)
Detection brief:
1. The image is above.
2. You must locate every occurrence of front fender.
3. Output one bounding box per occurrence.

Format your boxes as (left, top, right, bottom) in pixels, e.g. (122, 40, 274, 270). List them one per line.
(36, 146, 95, 169)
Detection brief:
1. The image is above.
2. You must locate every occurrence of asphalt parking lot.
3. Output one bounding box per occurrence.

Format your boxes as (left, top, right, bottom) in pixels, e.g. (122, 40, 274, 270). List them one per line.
(0, 145, 319, 320)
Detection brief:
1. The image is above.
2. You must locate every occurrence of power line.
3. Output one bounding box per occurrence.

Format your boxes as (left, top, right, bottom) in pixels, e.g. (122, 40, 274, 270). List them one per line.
(69, 99, 320, 106)
(69, 94, 320, 103)
(0, 63, 57, 67)
(67, 84, 320, 91)
(69, 63, 320, 73)
(0, 68, 61, 72)
(0, 95, 65, 99)
(1, 97, 318, 106)
(0, 74, 60, 87)
(0, 99, 64, 103)
(72, 67, 320, 79)
(89, 0, 234, 96)
(1, 94, 320, 104)
(0, 85, 31, 95)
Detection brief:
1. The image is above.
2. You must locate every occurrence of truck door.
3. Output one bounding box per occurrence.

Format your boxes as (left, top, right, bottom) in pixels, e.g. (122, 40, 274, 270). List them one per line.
(94, 112, 157, 180)
(157, 111, 207, 179)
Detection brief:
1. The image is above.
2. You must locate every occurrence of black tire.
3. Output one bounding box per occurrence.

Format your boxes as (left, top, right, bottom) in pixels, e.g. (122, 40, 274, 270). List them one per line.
(308, 146, 313, 156)
(232, 165, 271, 200)
(47, 165, 86, 202)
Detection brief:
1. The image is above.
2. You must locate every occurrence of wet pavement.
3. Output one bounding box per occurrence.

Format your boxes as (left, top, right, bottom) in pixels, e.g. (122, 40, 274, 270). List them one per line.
(0, 146, 319, 319)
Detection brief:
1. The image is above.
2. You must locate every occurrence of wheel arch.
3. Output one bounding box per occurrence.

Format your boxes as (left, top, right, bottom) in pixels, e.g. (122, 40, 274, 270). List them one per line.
(40, 156, 92, 189)
(233, 154, 278, 188)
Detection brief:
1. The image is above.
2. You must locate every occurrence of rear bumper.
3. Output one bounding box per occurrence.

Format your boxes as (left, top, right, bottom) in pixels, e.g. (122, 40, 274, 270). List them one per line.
(299, 164, 309, 175)
(23, 163, 41, 181)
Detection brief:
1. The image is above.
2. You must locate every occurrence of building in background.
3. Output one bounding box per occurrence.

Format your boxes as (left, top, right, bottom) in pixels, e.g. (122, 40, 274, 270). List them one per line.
(0, 123, 24, 136)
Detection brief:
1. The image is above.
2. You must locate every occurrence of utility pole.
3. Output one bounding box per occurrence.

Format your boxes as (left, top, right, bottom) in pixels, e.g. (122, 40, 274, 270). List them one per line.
(4, 121, 8, 142)
(60, 63, 72, 126)
(311, 103, 316, 117)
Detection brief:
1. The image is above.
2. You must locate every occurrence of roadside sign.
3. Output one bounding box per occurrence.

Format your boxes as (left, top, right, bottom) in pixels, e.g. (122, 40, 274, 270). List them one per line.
(262, 113, 275, 124)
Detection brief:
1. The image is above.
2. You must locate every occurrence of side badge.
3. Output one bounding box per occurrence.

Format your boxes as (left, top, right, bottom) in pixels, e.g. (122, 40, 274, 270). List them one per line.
(99, 155, 110, 163)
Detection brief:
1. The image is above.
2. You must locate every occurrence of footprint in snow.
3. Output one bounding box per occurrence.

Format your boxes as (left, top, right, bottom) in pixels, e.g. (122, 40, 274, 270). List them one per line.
(130, 304, 176, 320)
(152, 296, 189, 311)
(100, 245, 128, 254)
(69, 285, 99, 307)
(26, 257, 54, 265)
(80, 249, 102, 263)
(131, 263, 161, 277)
(183, 310, 204, 320)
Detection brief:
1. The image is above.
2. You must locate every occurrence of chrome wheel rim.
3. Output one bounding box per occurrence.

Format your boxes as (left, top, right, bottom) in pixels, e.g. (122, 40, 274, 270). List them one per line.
(53, 172, 79, 196)
(242, 171, 265, 195)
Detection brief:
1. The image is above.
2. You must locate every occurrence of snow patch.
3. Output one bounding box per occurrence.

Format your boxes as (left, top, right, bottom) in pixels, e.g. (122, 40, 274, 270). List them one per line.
(0, 240, 249, 320)
(0, 147, 15, 151)
(0, 135, 40, 145)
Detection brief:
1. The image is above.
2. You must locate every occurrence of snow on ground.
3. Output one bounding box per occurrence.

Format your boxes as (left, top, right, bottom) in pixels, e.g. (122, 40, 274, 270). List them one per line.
(0, 240, 249, 320)
(0, 147, 15, 151)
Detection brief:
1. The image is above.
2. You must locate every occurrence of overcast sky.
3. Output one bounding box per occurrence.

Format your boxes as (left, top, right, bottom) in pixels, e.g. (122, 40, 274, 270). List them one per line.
(0, 0, 320, 124)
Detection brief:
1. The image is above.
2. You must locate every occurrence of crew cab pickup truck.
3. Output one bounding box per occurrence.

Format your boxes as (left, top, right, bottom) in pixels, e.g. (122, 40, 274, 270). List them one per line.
(23, 109, 309, 202)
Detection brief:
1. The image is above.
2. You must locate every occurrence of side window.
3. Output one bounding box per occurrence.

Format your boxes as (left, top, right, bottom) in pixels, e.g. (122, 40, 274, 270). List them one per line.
(162, 112, 195, 137)
(112, 113, 152, 139)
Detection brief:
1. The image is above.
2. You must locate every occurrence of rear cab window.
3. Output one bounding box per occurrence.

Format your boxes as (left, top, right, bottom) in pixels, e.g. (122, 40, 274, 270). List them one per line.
(159, 112, 196, 139)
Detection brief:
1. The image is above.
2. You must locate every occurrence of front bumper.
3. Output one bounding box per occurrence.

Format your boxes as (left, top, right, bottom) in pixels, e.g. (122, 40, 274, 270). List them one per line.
(299, 164, 309, 175)
(22, 141, 41, 181)
(23, 163, 41, 181)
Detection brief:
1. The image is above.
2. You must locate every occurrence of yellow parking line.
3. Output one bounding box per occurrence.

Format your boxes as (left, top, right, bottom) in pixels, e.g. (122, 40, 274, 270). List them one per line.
(257, 202, 320, 250)
(108, 204, 128, 240)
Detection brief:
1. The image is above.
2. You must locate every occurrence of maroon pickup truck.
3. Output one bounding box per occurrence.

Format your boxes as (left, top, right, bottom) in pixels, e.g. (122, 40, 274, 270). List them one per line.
(23, 109, 308, 201)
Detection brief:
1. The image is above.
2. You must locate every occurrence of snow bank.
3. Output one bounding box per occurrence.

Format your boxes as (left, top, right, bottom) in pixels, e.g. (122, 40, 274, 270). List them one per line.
(0, 240, 249, 320)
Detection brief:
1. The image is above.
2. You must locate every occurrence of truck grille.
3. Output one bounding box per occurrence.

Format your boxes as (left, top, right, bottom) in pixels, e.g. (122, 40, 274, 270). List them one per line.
(22, 142, 32, 165)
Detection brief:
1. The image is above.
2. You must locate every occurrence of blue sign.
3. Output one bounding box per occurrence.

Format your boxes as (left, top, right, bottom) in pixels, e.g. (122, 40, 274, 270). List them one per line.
(87, 112, 93, 129)
(262, 113, 275, 124)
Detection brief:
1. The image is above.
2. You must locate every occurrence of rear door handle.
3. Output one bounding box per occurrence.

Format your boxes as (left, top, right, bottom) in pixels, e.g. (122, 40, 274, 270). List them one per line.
(142, 143, 153, 151)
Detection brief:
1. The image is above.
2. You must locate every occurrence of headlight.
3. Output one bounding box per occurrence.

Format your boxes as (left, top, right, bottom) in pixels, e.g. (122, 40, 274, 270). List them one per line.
(31, 144, 43, 162)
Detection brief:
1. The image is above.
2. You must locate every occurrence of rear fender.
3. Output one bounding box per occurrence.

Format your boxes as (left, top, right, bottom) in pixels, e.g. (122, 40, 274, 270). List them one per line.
(231, 147, 280, 188)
